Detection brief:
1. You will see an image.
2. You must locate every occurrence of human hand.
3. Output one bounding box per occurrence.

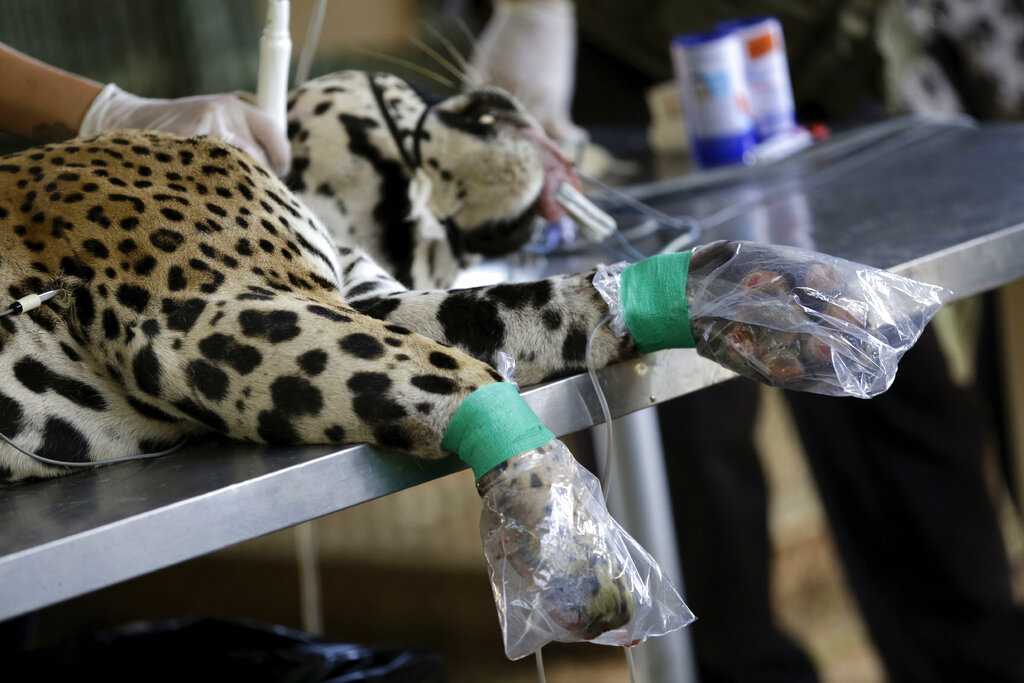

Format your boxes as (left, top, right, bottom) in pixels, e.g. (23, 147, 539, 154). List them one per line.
(79, 84, 290, 174)
(469, 0, 587, 145)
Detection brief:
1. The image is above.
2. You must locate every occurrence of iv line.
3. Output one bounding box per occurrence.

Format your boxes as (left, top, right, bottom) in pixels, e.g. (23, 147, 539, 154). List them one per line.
(0, 430, 186, 469)
(533, 313, 623, 683)
(587, 314, 616, 501)
(588, 314, 644, 683)
(0, 289, 187, 468)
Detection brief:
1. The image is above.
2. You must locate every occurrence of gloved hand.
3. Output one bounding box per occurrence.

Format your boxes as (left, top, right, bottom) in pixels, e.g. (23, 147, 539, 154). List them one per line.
(79, 84, 290, 174)
(469, 0, 587, 145)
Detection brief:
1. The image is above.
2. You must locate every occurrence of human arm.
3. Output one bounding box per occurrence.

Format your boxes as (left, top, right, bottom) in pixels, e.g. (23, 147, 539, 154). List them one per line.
(469, 0, 586, 144)
(0, 41, 289, 173)
(0, 42, 102, 142)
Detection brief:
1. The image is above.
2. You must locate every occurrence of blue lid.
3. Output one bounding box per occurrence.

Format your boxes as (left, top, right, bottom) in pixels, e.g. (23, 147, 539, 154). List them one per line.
(716, 15, 776, 32)
(693, 131, 757, 169)
(672, 26, 734, 47)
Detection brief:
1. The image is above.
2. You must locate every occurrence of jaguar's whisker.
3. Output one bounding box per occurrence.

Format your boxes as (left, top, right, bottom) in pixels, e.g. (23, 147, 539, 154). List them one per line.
(348, 45, 455, 88)
(453, 16, 480, 54)
(453, 16, 490, 86)
(423, 23, 483, 89)
(409, 35, 465, 85)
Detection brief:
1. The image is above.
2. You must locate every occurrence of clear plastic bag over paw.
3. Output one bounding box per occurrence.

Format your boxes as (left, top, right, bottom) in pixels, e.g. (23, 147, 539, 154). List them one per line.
(476, 439, 694, 661)
(596, 241, 950, 398)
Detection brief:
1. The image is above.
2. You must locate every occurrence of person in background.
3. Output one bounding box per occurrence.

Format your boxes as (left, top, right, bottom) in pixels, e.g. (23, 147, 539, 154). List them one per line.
(0, 41, 289, 173)
(466, 0, 586, 145)
(472, 1, 1024, 681)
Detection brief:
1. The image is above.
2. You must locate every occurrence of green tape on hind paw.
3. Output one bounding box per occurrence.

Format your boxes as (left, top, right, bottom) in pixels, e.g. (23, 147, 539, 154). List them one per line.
(441, 382, 555, 480)
(620, 251, 695, 353)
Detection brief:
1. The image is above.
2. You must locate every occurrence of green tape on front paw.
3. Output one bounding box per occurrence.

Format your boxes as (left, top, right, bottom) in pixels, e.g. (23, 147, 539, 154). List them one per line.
(620, 250, 695, 353)
(441, 382, 555, 481)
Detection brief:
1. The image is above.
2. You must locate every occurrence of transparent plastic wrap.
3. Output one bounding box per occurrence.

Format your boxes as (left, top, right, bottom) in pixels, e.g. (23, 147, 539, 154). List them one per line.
(495, 350, 520, 390)
(593, 261, 631, 338)
(476, 439, 695, 661)
(595, 241, 950, 398)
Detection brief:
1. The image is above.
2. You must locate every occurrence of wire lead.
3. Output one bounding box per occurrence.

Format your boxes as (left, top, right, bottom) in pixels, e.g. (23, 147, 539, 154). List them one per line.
(0, 431, 186, 469)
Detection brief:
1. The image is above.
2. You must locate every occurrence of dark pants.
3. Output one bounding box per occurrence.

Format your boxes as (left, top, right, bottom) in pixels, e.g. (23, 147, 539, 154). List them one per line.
(659, 328, 1024, 682)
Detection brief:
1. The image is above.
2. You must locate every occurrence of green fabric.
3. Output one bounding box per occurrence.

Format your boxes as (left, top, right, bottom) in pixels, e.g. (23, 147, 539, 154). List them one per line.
(620, 251, 695, 353)
(441, 382, 555, 481)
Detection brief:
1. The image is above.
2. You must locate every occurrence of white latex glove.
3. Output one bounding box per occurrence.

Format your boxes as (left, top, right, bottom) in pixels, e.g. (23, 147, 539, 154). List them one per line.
(79, 84, 290, 174)
(469, 0, 587, 145)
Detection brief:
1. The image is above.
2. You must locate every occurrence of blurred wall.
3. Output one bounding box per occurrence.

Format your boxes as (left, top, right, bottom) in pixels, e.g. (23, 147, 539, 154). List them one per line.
(287, 0, 416, 53)
(0, 0, 262, 96)
(1002, 282, 1024, 507)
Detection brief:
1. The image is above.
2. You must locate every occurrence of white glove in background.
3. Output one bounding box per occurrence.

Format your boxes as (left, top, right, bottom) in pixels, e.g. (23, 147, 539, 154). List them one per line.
(79, 84, 290, 174)
(469, 0, 587, 145)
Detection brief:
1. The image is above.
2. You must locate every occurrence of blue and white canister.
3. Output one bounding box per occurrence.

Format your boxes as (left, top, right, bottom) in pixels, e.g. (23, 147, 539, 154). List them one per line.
(671, 27, 757, 168)
(719, 15, 796, 141)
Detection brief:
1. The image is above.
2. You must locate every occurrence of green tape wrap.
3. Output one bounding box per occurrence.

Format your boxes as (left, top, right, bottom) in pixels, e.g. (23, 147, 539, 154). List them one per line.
(441, 382, 555, 480)
(620, 251, 695, 353)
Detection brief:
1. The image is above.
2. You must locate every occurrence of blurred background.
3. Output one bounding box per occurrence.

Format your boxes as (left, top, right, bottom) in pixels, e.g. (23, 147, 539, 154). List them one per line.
(1, 1, 1022, 681)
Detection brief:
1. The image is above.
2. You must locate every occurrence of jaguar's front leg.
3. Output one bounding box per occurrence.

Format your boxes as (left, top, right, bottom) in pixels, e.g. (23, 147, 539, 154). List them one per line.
(336, 241, 949, 398)
(331, 245, 634, 386)
(354, 273, 634, 386)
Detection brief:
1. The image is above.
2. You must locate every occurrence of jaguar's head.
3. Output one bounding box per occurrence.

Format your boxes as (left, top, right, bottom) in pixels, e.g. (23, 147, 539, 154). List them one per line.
(418, 87, 577, 256)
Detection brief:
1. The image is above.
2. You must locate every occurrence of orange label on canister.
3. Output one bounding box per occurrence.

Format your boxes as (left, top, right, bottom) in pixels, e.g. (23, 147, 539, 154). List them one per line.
(746, 33, 775, 59)
(728, 16, 795, 139)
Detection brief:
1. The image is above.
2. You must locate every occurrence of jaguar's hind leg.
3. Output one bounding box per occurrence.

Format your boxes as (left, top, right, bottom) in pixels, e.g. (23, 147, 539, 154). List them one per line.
(73, 284, 502, 462)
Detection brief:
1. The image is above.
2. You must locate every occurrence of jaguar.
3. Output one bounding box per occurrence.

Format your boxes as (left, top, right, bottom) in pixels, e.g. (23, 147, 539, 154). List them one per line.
(0, 70, 635, 481)
(0, 66, 947, 646)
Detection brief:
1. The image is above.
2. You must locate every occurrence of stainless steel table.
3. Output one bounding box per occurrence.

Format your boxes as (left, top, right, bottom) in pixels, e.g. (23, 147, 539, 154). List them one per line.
(2, 116, 1023, 624)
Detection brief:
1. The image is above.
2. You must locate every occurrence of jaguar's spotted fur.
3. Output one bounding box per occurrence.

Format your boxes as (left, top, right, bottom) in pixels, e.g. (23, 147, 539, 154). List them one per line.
(285, 70, 557, 290)
(0, 72, 632, 481)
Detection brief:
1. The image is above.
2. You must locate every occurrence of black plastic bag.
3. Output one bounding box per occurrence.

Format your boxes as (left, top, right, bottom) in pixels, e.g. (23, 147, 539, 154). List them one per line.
(8, 617, 445, 682)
